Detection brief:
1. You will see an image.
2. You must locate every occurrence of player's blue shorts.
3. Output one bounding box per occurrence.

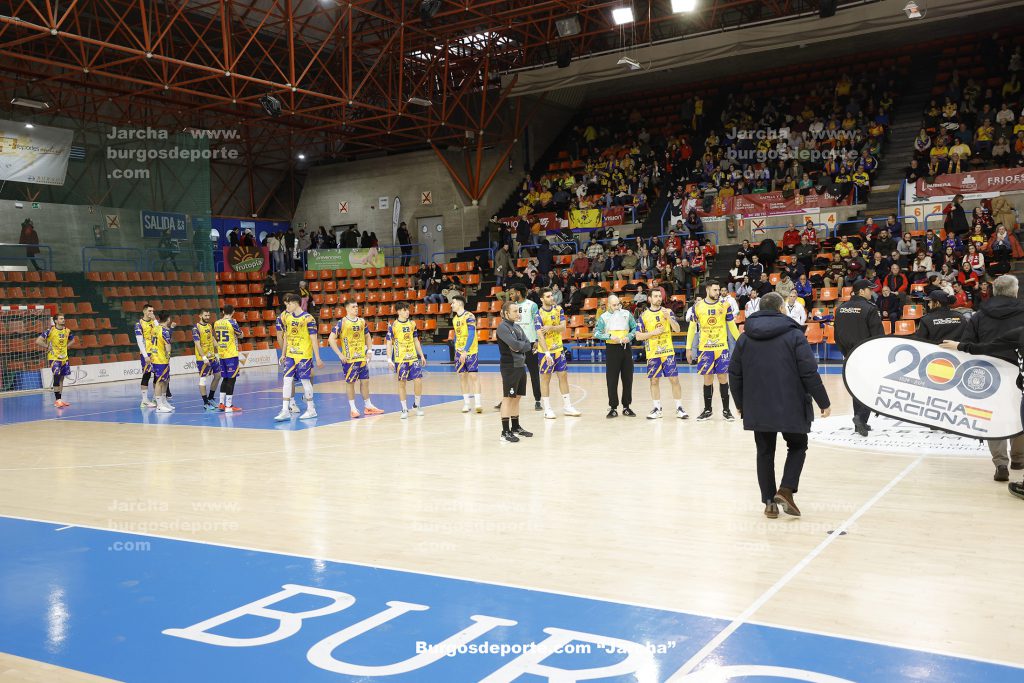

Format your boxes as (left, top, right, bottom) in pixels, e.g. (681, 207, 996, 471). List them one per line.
(283, 357, 314, 380)
(647, 355, 678, 379)
(198, 358, 222, 377)
(50, 360, 71, 379)
(220, 357, 240, 379)
(696, 349, 730, 375)
(455, 352, 479, 374)
(396, 361, 423, 381)
(151, 363, 170, 382)
(342, 360, 370, 383)
(537, 350, 568, 374)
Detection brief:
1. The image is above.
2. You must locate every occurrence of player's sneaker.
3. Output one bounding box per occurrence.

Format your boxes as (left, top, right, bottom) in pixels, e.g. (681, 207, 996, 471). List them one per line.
(400, 409, 409, 420)
(543, 409, 557, 419)
(461, 404, 471, 413)
(416, 406, 424, 417)
(350, 408, 361, 418)
(156, 404, 174, 414)
(217, 403, 226, 412)
(475, 406, 483, 414)
(141, 399, 157, 408)
(722, 409, 735, 422)
(300, 408, 317, 420)
(165, 402, 176, 411)
(493, 402, 502, 410)
(203, 401, 218, 411)
(647, 408, 663, 420)
(563, 404, 582, 417)
(225, 406, 242, 413)
(676, 406, 690, 420)
(512, 426, 533, 438)
(54, 400, 69, 408)
(289, 401, 301, 414)
(500, 430, 520, 443)
(534, 401, 543, 411)
(274, 409, 291, 422)
(696, 409, 714, 422)
(364, 406, 384, 415)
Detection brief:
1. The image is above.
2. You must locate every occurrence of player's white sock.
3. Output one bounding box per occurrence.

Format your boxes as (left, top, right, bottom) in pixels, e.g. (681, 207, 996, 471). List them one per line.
(474, 393, 481, 406)
(349, 399, 358, 411)
(305, 396, 314, 408)
(562, 393, 571, 406)
(219, 392, 226, 405)
(141, 388, 149, 401)
(463, 394, 470, 404)
(400, 399, 408, 410)
(225, 395, 233, 408)
(653, 400, 662, 409)
(282, 400, 290, 410)
(542, 397, 551, 410)
(414, 395, 421, 408)
(675, 400, 683, 409)
(365, 399, 377, 409)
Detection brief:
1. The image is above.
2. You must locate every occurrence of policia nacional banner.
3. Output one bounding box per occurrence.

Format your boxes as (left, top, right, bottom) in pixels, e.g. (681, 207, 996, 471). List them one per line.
(844, 337, 1023, 440)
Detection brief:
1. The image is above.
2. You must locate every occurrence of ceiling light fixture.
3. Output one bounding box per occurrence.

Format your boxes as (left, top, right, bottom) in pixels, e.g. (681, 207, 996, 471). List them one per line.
(671, 0, 697, 12)
(611, 7, 634, 25)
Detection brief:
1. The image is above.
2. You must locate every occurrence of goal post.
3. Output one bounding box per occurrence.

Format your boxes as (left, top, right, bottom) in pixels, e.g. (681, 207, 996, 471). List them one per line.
(0, 304, 57, 393)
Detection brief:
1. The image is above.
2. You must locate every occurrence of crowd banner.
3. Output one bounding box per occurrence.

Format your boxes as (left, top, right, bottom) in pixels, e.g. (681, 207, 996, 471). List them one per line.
(40, 349, 280, 388)
(727, 189, 849, 218)
(912, 167, 1024, 202)
(223, 246, 269, 272)
(306, 248, 385, 270)
(569, 209, 602, 229)
(844, 337, 1023, 439)
(0, 119, 74, 186)
(141, 210, 189, 238)
(602, 206, 626, 227)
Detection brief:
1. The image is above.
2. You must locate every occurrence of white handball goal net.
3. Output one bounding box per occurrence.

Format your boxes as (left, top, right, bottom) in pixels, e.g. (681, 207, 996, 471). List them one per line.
(0, 305, 56, 393)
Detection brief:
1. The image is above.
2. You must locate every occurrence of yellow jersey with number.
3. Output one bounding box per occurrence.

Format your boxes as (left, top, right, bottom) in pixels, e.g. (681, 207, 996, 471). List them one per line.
(192, 322, 216, 360)
(452, 312, 478, 355)
(148, 326, 172, 364)
(332, 317, 367, 361)
(40, 325, 74, 362)
(638, 307, 675, 360)
(685, 298, 739, 353)
(278, 311, 316, 360)
(387, 319, 419, 362)
(213, 318, 243, 359)
(534, 305, 565, 353)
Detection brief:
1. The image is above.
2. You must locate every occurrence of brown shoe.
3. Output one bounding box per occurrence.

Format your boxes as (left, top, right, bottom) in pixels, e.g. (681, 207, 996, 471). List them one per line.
(995, 466, 1010, 482)
(774, 488, 801, 517)
(764, 502, 779, 519)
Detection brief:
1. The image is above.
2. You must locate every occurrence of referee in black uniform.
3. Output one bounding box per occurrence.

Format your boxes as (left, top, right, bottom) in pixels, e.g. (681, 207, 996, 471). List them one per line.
(834, 278, 884, 436)
(496, 301, 534, 443)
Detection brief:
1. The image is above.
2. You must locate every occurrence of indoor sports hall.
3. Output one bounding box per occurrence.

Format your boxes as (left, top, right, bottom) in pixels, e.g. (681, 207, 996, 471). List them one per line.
(2, 1, 1024, 682)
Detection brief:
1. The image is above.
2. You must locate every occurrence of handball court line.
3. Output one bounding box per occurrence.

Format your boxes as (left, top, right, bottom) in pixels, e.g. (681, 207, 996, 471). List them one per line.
(664, 453, 927, 681)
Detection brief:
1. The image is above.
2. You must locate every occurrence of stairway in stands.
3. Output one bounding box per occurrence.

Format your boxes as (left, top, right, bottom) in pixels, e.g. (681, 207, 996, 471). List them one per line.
(859, 55, 938, 225)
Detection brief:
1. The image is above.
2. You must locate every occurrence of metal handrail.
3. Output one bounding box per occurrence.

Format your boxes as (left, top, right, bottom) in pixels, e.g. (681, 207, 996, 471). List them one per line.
(518, 241, 578, 257)
(923, 212, 945, 234)
(81, 246, 141, 272)
(430, 247, 494, 264)
(0, 242, 53, 271)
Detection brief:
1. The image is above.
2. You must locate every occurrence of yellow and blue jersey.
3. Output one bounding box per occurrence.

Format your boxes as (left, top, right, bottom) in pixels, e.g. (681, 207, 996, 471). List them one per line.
(192, 322, 216, 360)
(685, 298, 739, 354)
(386, 319, 420, 362)
(213, 318, 243, 359)
(39, 325, 74, 362)
(148, 326, 172, 365)
(453, 312, 478, 355)
(637, 307, 676, 360)
(332, 317, 368, 362)
(277, 311, 317, 360)
(534, 305, 565, 353)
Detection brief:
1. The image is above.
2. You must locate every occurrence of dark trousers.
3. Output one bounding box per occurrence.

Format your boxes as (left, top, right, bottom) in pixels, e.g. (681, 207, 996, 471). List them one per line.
(852, 396, 871, 425)
(605, 343, 634, 409)
(524, 346, 542, 401)
(754, 431, 808, 504)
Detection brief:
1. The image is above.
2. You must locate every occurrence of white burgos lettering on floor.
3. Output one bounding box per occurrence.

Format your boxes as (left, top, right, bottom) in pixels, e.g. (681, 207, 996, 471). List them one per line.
(162, 583, 659, 680)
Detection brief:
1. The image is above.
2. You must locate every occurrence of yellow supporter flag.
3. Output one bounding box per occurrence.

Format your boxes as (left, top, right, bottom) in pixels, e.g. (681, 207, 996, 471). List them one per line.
(569, 209, 601, 229)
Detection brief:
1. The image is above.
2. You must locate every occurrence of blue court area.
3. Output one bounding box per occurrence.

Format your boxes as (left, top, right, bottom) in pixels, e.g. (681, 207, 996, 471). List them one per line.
(0, 364, 463, 430)
(0, 516, 1019, 682)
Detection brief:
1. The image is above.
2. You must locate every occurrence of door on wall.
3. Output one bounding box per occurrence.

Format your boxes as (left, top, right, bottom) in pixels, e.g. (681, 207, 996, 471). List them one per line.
(417, 216, 444, 265)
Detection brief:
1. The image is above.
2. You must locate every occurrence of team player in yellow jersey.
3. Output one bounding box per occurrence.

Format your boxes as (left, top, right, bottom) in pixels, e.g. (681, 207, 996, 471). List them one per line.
(686, 279, 739, 422)
(534, 288, 582, 419)
(636, 289, 689, 419)
(213, 305, 245, 412)
(35, 313, 76, 408)
(274, 293, 324, 422)
(450, 295, 482, 413)
(329, 300, 384, 418)
(149, 310, 175, 413)
(135, 304, 160, 408)
(386, 301, 428, 419)
(192, 307, 223, 411)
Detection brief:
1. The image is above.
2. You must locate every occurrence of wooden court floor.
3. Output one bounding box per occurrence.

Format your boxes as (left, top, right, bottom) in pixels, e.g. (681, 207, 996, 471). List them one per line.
(0, 365, 1021, 681)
